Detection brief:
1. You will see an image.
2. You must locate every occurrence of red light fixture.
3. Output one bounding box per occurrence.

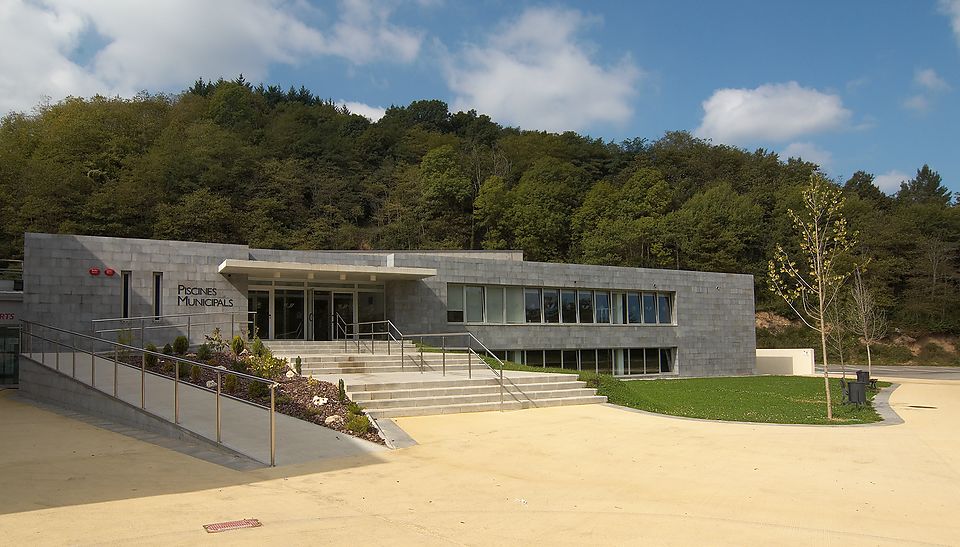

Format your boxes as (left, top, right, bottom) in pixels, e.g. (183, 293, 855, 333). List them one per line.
(104, 268, 116, 277)
(89, 267, 101, 276)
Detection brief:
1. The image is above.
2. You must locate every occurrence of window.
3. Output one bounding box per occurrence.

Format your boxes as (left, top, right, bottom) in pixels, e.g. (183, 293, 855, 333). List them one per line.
(658, 293, 672, 324)
(525, 349, 544, 367)
(578, 291, 594, 324)
(153, 272, 162, 319)
(560, 290, 578, 323)
(580, 349, 597, 373)
(543, 289, 560, 323)
(595, 292, 611, 323)
(544, 350, 562, 368)
(660, 348, 674, 372)
(627, 293, 641, 324)
(506, 286, 525, 323)
(465, 286, 485, 323)
(524, 289, 542, 323)
(486, 286, 505, 323)
(644, 348, 660, 374)
(597, 349, 613, 374)
(612, 292, 625, 324)
(121, 271, 131, 318)
(642, 292, 657, 324)
(561, 350, 578, 370)
(447, 284, 464, 322)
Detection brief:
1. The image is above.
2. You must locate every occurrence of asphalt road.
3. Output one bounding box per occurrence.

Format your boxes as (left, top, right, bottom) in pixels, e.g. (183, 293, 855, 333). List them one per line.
(817, 364, 960, 381)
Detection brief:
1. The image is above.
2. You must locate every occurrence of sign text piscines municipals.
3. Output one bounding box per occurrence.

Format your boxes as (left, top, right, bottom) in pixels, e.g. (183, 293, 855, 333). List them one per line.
(178, 285, 235, 307)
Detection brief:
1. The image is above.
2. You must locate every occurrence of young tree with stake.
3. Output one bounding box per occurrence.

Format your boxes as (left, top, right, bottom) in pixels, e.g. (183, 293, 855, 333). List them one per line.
(768, 174, 856, 420)
(847, 267, 888, 377)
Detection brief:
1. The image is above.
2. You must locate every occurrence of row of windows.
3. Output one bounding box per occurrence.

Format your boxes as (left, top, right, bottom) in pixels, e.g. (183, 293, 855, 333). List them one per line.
(496, 347, 675, 376)
(447, 284, 674, 325)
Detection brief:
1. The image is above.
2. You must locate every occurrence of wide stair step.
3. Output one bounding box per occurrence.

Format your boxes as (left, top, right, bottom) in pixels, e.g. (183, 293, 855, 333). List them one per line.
(366, 396, 607, 418)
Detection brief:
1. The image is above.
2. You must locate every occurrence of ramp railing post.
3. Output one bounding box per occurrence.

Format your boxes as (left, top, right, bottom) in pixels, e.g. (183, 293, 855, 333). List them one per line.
(72, 334, 77, 377)
(441, 336, 445, 376)
(55, 339, 60, 371)
(91, 348, 95, 388)
(141, 350, 146, 409)
(186, 316, 191, 348)
(174, 358, 180, 424)
(216, 370, 222, 443)
(113, 346, 118, 397)
(269, 384, 276, 467)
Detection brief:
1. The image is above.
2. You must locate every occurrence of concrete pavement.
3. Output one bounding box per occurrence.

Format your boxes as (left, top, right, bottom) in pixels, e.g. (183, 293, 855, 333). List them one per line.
(1, 377, 958, 545)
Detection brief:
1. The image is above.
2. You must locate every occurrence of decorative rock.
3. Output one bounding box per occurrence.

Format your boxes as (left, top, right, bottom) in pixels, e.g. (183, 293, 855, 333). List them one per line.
(324, 415, 343, 426)
(312, 395, 328, 406)
(216, 365, 227, 370)
(285, 370, 296, 378)
(205, 380, 218, 389)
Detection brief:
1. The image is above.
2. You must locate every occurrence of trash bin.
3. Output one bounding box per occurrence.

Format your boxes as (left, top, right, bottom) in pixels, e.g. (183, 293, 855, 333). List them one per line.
(847, 381, 867, 405)
(856, 370, 869, 384)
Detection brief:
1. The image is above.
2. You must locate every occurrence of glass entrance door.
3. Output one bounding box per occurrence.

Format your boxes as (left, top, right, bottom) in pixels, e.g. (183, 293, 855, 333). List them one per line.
(274, 289, 305, 340)
(333, 292, 354, 339)
(311, 292, 332, 341)
(248, 290, 270, 339)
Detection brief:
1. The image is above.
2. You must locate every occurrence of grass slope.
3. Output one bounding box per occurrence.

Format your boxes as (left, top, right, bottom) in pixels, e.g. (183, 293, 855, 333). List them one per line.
(491, 359, 887, 424)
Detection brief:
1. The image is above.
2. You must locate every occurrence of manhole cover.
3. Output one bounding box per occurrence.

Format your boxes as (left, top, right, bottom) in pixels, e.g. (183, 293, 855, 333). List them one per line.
(203, 519, 262, 533)
(907, 405, 937, 409)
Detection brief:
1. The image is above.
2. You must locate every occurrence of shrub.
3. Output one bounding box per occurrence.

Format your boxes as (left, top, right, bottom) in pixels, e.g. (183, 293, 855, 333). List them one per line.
(338, 378, 347, 402)
(161, 361, 174, 374)
(295, 356, 302, 375)
(205, 327, 227, 352)
(177, 362, 191, 379)
(345, 414, 370, 434)
(173, 335, 189, 355)
(144, 343, 158, 367)
(248, 355, 287, 379)
(248, 381, 269, 399)
(190, 364, 202, 383)
(231, 335, 245, 356)
(252, 337, 269, 358)
(162, 343, 174, 356)
(230, 359, 249, 374)
(347, 401, 363, 416)
(224, 374, 238, 393)
(196, 343, 212, 361)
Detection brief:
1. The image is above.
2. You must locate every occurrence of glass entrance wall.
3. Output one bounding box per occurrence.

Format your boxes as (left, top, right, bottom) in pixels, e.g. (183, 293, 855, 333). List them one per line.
(248, 290, 270, 339)
(247, 279, 385, 340)
(273, 289, 305, 339)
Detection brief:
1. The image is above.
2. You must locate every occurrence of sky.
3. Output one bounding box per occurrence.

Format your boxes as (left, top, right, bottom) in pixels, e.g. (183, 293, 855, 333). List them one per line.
(2, 0, 959, 195)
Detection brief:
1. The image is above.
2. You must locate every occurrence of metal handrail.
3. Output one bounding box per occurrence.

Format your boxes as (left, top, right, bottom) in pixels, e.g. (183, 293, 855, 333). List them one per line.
(337, 318, 507, 411)
(92, 310, 257, 349)
(20, 319, 279, 466)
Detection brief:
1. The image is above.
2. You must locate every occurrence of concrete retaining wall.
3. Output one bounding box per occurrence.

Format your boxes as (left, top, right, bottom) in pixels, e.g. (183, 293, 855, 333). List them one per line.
(756, 348, 815, 375)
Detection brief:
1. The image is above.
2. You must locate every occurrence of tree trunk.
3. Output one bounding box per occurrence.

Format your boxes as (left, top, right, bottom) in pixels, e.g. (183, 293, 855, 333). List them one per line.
(820, 328, 832, 420)
(866, 343, 872, 378)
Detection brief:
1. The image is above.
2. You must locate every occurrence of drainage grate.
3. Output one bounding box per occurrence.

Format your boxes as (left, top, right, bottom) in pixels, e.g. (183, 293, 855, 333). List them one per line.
(203, 519, 262, 533)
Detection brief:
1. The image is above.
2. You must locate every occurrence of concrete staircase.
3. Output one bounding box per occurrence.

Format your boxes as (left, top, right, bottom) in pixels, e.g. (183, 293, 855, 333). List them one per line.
(267, 340, 606, 418)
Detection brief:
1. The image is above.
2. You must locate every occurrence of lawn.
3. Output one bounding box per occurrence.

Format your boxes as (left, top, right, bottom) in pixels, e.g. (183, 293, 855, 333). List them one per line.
(490, 359, 889, 424)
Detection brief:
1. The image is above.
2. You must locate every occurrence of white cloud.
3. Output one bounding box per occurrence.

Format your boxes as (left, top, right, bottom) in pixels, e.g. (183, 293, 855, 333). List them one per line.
(446, 7, 641, 132)
(915, 68, 950, 92)
(0, 0, 422, 115)
(339, 100, 386, 121)
(874, 170, 910, 195)
(781, 142, 833, 169)
(903, 94, 930, 113)
(695, 82, 851, 144)
(940, 0, 960, 46)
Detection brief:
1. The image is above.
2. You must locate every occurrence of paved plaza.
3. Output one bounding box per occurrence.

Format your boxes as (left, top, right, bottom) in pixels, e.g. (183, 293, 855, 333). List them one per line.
(1, 372, 958, 545)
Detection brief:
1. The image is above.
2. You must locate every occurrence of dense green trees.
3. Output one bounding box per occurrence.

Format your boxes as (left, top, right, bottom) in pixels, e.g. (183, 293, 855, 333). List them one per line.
(1, 77, 958, 335)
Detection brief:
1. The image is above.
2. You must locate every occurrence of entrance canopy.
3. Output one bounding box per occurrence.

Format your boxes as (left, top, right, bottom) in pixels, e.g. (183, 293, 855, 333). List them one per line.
(217, 259, 436, 282)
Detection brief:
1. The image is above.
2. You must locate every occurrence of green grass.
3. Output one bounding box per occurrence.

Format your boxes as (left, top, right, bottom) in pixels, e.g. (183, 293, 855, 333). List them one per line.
(488, 358, 889, 424)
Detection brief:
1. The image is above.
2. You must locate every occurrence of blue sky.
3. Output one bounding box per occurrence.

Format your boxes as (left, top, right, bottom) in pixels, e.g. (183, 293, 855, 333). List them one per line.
(2, 0, 958, 194)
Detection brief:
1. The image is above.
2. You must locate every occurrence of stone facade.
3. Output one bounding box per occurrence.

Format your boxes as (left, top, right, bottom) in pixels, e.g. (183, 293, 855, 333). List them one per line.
(22, 233, 755, 377)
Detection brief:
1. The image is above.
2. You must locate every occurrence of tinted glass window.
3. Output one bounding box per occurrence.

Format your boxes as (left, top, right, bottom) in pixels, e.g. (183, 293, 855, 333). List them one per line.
(543, 289, 560, 323)
(658, 293, 672, 324)
(465, 286, 484, 323)
(524, 288, 542, 323)
(627, 293, 641, 323)
(642, 293, 657, 323)
(578, 291, 594, 324)
(487, 286, 505, 323)
(594, 292, 610, 323)
(560, 290, 578, 323)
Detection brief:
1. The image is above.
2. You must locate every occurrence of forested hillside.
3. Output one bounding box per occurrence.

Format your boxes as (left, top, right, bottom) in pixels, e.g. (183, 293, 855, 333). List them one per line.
(1, 77, 958, 337)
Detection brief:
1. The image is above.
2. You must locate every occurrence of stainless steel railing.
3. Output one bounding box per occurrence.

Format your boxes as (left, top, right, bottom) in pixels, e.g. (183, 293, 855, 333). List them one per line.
(21, 319, 279, 466)
(92, 310, 257, 349)
(334, 318, 509, 411)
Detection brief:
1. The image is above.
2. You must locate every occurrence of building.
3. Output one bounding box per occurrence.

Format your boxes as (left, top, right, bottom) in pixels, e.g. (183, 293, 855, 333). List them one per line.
(22, 233, 756, 377)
